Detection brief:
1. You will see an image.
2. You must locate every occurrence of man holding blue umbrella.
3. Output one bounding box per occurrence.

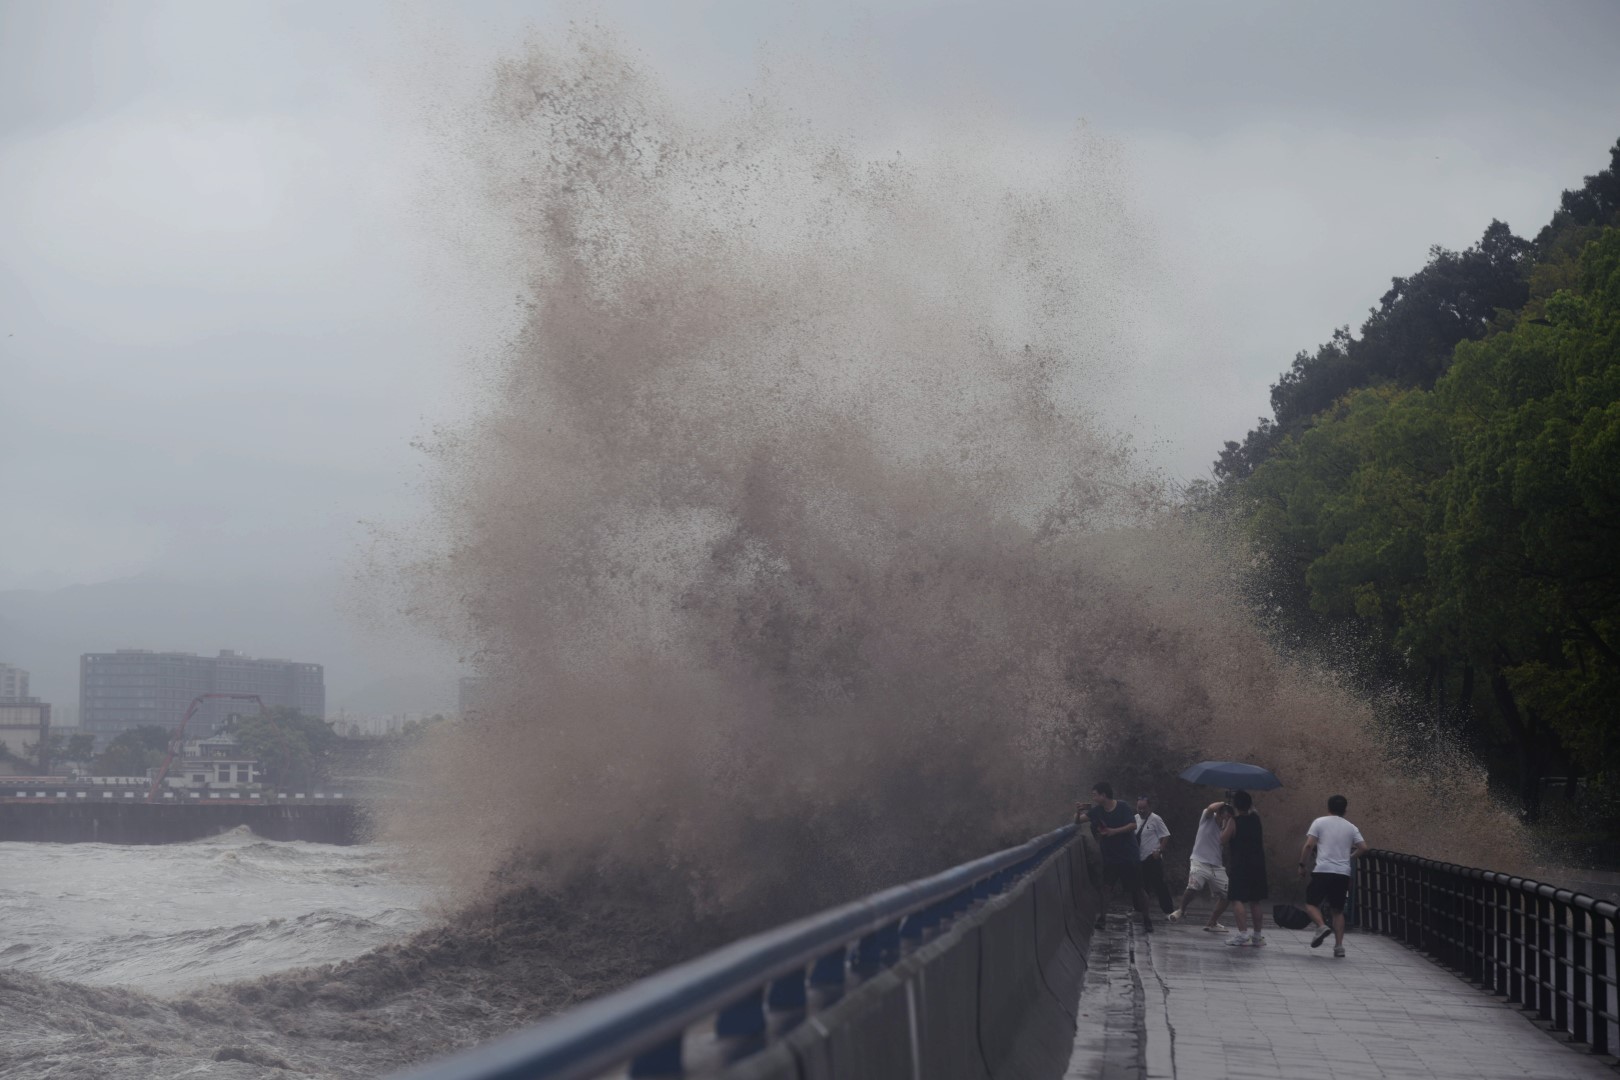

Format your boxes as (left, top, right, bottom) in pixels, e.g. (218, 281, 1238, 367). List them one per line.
(1174, 761, 1281, 943)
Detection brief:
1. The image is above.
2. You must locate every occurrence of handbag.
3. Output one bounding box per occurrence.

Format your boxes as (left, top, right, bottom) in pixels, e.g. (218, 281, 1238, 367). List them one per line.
(1272, 903, 1311, 930)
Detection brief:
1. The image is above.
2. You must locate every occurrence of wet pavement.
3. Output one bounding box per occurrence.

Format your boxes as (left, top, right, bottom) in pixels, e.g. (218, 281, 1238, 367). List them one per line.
(1066, 913, 1619, 1080)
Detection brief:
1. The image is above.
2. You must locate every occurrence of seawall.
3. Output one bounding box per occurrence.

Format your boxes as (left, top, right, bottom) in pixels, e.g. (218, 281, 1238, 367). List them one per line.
(714, 831, 1103, 1080)
(0, 799, 363, 845)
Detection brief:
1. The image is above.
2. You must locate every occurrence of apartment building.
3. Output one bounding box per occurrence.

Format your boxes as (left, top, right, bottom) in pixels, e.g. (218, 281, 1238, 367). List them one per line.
(80, 649, 324, 743)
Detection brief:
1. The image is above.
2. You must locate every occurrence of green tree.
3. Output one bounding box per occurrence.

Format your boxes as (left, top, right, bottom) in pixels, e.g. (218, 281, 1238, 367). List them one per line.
(1429, 229, 1620, 792)
(1218, 138, 1620, 485)
(227, 707, 338, 789)
(1214, 138, 1620, 831)
(1231, 227, 1620, 817)
(92, 725, 174, 777)
(65, 733, 97, 763)
(20, 732, 97, 773)
(22, 734, 59, 773)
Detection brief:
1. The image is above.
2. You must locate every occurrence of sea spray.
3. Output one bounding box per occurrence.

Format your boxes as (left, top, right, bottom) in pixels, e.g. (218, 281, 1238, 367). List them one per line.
(386, 27, 1526, 919)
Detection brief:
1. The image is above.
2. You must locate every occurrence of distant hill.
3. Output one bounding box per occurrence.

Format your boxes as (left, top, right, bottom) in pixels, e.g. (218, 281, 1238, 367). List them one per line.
(0, 575, 456, 723)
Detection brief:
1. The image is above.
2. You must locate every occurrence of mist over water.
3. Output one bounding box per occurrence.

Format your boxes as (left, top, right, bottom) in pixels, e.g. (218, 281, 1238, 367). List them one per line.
(390, 29, 1526, 919)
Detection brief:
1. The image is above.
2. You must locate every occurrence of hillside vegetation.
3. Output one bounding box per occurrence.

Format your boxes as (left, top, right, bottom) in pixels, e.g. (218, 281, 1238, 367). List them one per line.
(1209, 140, 1620, 845)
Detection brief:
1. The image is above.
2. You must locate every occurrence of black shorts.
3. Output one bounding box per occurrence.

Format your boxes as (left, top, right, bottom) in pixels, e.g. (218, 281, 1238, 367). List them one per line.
(1226, 865, 1268, 903)
(1101, 860, 1141, 892)
(1307, 872, 1350, 911)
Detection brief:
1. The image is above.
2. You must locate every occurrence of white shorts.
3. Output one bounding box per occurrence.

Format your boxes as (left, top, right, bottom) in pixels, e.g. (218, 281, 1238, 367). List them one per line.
(1187, 860, 1228, 897)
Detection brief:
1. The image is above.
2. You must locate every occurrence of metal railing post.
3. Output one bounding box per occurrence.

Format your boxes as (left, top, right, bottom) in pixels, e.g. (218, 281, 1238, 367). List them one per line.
(1595, 910, 1611, 1056)
(1553, 895, 1569, 1036)
(1508, 885, 1523, 1005)
(808, 945, 848, 1002)
(715, 988, 766, 1040)
(1411, 860, 1423, 951)
(1572, 904, 1590, 1047)
(767, 968, 808, 1013)
(1464, 871, 1481, 985)
(1496, 878, 1511, 998)
(1392, 859, 1404, 941)
(1363, 855, 1375, 933)
(1441, 863, 1456, 970)
(628, 1037, 683, 1078)
(1537, 891, 1553, 1022)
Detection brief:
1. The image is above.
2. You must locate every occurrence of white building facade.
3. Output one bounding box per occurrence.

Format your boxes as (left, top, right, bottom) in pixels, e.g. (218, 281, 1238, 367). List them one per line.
(166, 733, 260, 791)
(0, 664, 29, 701)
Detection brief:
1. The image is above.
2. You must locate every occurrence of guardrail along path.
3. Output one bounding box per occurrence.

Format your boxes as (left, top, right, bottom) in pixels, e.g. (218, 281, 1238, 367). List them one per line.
(1066, 919, 1618, 1080)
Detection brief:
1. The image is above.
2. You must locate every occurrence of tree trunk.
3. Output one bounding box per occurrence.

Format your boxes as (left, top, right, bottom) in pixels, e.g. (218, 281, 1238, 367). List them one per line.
(1458, 661, 1476, 739)
(1489, 663, 1543, 821)
(1570, 607, 1620, 669)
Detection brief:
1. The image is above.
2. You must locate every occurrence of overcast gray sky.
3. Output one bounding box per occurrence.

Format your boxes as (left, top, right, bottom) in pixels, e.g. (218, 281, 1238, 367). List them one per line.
(3, 0, 1618, 595)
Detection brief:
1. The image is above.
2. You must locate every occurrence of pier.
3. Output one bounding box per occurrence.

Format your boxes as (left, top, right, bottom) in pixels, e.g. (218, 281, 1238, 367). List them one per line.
(0, 784, 362, 844)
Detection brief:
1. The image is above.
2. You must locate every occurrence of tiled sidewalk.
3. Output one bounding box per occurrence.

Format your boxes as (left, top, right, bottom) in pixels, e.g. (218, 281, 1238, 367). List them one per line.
(1066, 914, 1618, 1080)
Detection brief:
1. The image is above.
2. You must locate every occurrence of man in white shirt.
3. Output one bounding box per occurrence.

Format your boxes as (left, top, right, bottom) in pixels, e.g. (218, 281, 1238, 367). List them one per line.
(1167, 801, 1234, 931)
(1299, 794, 1369, 958)
(1134, 796, 1174, 915)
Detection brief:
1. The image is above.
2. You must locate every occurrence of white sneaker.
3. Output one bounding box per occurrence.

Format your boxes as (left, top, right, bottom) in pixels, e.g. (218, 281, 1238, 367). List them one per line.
(1225, 931, 1252, 946)
(1167, 909, 1184, 923)
(1202, 924, 1227, 933)
(1249, 934, 1266, 946)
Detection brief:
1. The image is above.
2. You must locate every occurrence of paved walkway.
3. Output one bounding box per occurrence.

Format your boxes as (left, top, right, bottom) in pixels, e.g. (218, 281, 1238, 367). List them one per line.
(1066, 914, 1618, 1080)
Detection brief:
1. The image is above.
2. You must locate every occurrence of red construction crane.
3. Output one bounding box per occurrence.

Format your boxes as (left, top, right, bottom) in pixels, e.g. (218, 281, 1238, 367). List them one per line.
(146, 693, 266, 802)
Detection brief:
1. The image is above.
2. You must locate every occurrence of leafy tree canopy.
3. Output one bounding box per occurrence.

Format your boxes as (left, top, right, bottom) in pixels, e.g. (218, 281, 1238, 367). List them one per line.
(91, 725, 173, 777)
(1218, 139, 1620, 484)
(20, 731, 98, 772)
(226, 707, 338, 789)
(1229, 225, 1620, 816)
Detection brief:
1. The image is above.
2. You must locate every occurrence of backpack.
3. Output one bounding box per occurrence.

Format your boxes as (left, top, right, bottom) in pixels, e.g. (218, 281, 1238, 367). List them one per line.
(1272, 903, 1311, 930)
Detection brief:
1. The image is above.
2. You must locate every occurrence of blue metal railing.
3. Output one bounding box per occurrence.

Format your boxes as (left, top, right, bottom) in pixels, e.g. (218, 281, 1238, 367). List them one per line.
(392, 823, 1078, 1080)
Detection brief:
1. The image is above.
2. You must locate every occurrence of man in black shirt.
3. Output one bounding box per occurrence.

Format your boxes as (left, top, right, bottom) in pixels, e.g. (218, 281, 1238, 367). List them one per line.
(1076, 781, 1152, 932)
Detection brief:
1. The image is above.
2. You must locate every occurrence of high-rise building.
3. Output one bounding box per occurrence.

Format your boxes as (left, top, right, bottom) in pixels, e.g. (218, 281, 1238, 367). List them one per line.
(0, 663, 29, 701)
(0, 661, 49, 774)
(80, 650, 325, 743)
(0, 699, 48, 775)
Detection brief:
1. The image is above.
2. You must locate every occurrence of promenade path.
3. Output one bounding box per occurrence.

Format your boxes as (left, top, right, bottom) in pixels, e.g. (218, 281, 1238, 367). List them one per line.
(1066, 914, 1618, 1080)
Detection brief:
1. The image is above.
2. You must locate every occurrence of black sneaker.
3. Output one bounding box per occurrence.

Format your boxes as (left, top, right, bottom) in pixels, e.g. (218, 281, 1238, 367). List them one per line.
(1095, 914, 1108, 930)
(1141, 917, 1153, 934)
(1311, 924, 1332, 949)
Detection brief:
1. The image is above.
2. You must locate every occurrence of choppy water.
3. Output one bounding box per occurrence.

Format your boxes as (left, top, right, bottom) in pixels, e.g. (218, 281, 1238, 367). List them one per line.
(0, 833, 685, 1080)
(0, 828, 429, 995)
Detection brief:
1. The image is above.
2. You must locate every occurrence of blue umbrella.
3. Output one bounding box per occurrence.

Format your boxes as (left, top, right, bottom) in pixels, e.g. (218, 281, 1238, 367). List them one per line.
(1178, 761, 1282, 791)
